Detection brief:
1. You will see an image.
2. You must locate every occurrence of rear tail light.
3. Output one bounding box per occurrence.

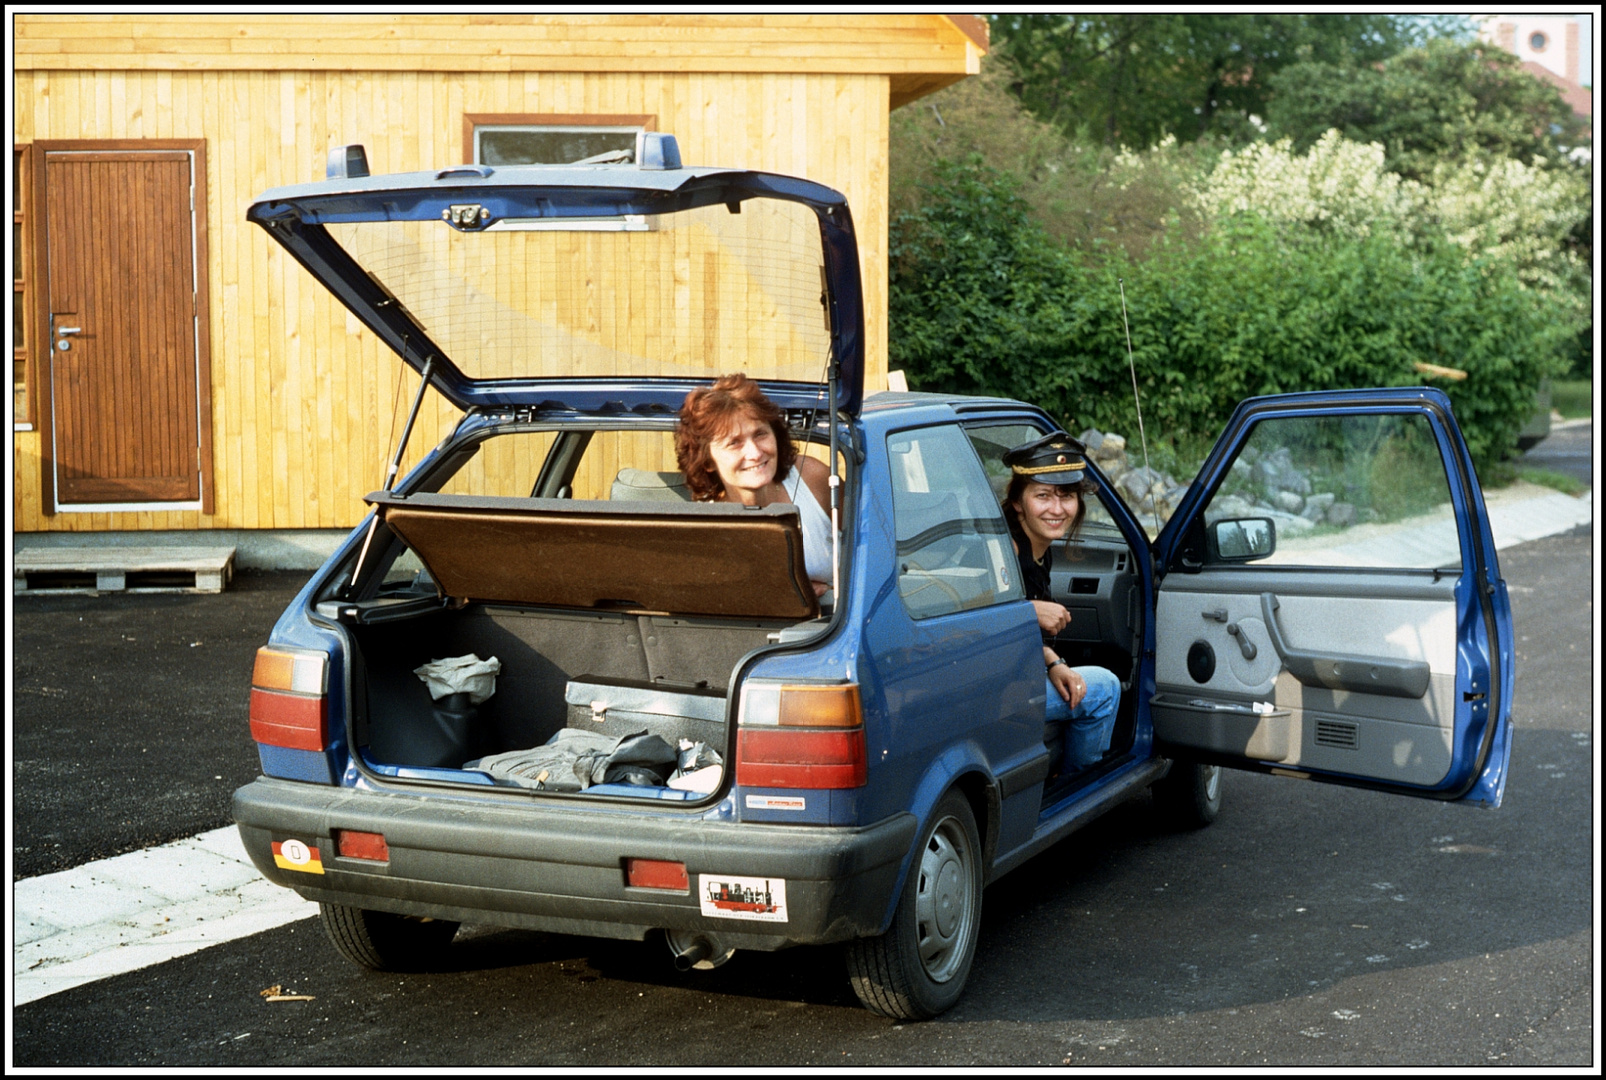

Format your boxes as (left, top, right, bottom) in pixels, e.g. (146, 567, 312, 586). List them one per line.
(250, 647, 330, 751)
(736, 682, 866, 789)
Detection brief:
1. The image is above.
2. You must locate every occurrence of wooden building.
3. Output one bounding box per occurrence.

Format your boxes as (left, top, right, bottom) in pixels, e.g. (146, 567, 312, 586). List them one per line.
(12, 14, 984, 539)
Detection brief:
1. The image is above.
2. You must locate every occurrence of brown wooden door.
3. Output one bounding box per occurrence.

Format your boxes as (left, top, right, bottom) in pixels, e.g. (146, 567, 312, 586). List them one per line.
(45, 149, 204, 506)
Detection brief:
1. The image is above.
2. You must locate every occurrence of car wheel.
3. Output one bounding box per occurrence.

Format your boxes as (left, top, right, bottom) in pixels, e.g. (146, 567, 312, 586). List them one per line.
(318, 902, 460, 971)
(1153, 759, 1222, 829)
(846, 789, 983, 1020)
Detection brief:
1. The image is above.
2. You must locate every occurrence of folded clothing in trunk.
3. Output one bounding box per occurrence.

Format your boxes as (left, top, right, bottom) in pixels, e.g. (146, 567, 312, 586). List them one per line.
(469, 728, 679, 791)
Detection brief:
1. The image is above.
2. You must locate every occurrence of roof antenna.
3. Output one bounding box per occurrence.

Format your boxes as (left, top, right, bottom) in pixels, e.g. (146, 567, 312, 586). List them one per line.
(1118, 279, 1161, 536)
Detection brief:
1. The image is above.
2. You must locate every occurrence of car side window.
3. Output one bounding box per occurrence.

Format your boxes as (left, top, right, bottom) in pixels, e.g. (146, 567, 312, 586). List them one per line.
(1202, 412, 1461, 570)
(966, 422, 1125, 539)
(887, 425, 1023, 620)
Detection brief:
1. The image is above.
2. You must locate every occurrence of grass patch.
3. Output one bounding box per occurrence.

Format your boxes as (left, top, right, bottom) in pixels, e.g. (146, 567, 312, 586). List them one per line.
(1551, 379, 1593, 420)
(1518, 466, 1587, 496)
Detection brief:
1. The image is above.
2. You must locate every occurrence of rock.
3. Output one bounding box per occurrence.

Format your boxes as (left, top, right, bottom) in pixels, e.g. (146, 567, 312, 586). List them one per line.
(1078, 428, 1105, 452)
(1230, 458, 1252, 482)
(1326, 501, 1357, 528)
(1274, 490, 1305, 513)
(1300, 493, 1335, 523)
(1207, 494, 1255, 521)
(1099, 432, 1127, 456)
(1264, 509, 1315, 537)
(1117, 467, 1150, 502)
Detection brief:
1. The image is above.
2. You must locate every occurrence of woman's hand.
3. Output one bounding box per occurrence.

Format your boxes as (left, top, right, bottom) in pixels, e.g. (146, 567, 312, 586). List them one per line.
(1048, 661, 1086, 708)
(1032, 599, 1071, 636)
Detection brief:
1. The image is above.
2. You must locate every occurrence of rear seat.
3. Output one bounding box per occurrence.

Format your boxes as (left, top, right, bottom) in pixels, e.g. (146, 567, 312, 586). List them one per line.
(611, 468, 692, 502)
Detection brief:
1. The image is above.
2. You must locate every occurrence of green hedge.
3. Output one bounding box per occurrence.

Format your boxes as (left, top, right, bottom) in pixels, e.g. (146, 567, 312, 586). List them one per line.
(889, 160, 1569, 470)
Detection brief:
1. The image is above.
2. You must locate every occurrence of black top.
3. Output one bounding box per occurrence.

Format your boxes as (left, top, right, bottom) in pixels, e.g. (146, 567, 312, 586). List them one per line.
(1009, 518, 1056, 644)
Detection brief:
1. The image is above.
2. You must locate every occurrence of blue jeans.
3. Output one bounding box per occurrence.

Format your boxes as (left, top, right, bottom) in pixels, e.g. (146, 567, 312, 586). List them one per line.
(1044, 665, 1121, 771)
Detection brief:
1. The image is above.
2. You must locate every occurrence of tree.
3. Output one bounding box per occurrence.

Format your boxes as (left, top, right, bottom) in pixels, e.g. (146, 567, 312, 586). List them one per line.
(889, 57, 1212, 262)
(1263, 38, 1586, 180)
(988, 14, 1454, 148)
(888, 160, 1568, 468)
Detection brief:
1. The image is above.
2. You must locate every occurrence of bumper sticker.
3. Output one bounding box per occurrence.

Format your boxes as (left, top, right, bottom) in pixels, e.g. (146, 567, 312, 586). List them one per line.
(745, 794, 805, 811)
(272, 837, 325, 874)
(699, 875, 787, 923)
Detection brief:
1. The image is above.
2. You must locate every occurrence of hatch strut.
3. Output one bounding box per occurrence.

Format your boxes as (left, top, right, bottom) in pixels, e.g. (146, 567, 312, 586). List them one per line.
(827, 353, 841, 600)
(348, 355, 435, 594)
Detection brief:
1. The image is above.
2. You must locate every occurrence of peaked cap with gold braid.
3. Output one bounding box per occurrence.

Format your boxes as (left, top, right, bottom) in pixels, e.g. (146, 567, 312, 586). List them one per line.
(1002, 433, 1087, 486)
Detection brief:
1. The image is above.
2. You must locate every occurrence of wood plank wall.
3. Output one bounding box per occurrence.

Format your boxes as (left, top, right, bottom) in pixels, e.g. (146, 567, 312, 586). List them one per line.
(12, 68, 890, 532)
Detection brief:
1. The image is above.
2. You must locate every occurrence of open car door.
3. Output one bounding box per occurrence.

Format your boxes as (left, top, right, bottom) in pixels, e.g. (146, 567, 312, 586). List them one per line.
(1149, 388, 1513, 807)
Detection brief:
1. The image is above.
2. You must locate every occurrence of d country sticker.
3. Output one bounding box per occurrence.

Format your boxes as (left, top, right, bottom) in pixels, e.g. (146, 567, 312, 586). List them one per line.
(272, 837, 325, 874)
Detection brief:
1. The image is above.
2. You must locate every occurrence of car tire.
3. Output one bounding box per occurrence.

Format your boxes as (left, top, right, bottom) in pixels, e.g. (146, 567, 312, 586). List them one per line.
(845, 789, 983, 1020)
(1153, 759, 1222, 829)
(318, 902, 460, 971)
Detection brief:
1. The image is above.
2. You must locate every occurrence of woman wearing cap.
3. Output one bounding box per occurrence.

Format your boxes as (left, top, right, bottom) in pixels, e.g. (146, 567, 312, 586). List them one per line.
(676, 373, 834, 597)
(1002, 434, 1122, 774)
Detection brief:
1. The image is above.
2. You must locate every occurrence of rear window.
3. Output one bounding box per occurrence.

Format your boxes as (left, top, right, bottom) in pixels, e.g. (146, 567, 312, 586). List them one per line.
(325, 198, 831, 385)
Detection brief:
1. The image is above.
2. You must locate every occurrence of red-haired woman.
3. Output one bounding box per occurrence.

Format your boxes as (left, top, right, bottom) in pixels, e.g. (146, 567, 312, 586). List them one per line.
(675, 373, 834, 597)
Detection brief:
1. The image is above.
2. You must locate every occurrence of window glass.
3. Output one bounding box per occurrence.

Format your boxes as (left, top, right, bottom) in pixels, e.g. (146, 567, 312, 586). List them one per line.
(433, 430, 560, 498)
(324, 196, 828, 383)
(1203, 412, 1460, 570)
(966, 422, 1126, 541)
(888, 425, 1022, 620)
(474, 125, 641, 166)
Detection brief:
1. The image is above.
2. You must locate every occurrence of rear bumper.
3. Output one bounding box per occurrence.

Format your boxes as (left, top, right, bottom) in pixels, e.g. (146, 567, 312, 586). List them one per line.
(233, 777, 916, 949)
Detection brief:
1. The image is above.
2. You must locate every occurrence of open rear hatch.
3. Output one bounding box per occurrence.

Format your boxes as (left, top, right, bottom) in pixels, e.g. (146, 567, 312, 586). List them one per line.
(247, 151, 866, 416)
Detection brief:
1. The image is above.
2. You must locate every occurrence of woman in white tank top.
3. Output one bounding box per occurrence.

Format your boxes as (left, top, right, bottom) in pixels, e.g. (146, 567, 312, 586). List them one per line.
(675, 374, 835, 596)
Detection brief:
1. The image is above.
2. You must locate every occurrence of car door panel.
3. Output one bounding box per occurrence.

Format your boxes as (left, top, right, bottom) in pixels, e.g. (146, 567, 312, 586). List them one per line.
(1154, 573, 1459, 786)
(1149, 389, 1512, 805)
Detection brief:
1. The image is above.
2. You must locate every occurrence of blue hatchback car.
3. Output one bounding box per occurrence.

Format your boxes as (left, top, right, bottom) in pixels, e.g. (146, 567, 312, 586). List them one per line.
(234, 135, 1514, 1020)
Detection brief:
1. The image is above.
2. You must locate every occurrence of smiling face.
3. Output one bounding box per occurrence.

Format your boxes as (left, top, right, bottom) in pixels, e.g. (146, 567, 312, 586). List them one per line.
(708, 409, 779, 501)
(1012, 481, 1081, 555)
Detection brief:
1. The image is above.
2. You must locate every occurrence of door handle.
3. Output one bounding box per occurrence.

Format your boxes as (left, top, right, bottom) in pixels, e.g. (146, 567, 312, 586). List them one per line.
(56, 326, 82, 335)
(1201, 607, 1228, 622)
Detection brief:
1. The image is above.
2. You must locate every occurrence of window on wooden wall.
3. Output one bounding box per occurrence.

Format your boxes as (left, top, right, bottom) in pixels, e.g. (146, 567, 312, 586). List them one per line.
(464, 115, 658, 232)
(14, 144, 33, 429)
(466, 114, 654, 167)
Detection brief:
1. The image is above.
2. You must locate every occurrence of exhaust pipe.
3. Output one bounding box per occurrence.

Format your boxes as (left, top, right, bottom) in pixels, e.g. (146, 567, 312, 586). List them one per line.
(671, 936, 712, 971)
(665, 929, 734, 971)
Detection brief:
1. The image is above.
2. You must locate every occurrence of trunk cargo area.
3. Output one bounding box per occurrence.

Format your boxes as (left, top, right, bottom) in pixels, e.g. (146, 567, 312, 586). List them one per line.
(351, 605, 792, 787)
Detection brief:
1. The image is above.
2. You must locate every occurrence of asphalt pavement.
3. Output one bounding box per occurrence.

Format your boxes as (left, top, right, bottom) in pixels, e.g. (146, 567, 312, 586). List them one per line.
(8, 422, 1596, 1065)
(1522, 417, 1593, 487)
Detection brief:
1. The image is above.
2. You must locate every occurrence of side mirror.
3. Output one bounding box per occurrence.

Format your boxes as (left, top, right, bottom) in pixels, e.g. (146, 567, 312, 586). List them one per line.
(1208, 517, 1275, 562)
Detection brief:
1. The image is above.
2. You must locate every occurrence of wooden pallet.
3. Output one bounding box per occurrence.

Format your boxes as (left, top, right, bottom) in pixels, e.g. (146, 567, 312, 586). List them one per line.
(14, 546, 236, 595)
